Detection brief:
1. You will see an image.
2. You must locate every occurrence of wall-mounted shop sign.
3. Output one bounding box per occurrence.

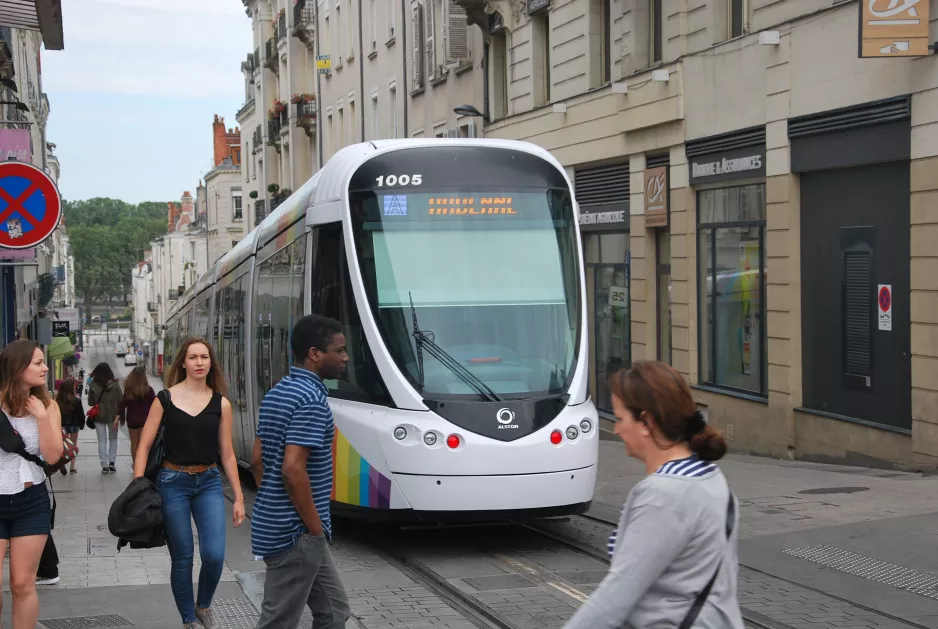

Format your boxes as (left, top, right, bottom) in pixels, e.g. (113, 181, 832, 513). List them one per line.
(859, 0, 929, 58)
(644, 166, 669, 228)
(578, 207, 629, 231)
(527, 0, 550, 13)
(689, 144, 766, 186)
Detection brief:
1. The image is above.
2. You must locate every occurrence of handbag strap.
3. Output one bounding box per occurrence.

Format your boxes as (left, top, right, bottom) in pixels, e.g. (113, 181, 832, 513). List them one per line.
(677, 491, 736, 629)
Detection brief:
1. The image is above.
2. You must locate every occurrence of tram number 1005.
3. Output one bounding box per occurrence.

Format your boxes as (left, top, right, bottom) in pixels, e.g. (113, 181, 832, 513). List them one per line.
(375, 174, 423, 187)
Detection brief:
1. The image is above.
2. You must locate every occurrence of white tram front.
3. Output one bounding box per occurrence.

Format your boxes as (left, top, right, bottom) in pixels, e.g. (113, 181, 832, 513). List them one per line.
(163, 139, 599, 521)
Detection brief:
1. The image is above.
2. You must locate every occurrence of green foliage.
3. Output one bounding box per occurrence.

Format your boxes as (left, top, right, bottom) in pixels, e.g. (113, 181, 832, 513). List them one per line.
(64, 198, 169, 304)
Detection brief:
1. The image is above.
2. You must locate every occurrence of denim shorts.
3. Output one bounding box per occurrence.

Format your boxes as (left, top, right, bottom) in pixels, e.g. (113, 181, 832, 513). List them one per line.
(0, 484, 51, 539)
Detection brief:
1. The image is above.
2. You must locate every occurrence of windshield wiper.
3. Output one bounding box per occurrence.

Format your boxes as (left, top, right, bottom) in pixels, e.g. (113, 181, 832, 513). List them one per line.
(408, 292, 502, 403)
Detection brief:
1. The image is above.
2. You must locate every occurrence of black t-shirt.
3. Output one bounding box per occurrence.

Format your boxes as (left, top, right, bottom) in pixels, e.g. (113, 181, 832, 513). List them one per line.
(159, 390, 221, 466)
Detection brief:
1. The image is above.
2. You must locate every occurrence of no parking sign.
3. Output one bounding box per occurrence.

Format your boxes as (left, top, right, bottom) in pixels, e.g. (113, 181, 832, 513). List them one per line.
(878, 285, 892, 331)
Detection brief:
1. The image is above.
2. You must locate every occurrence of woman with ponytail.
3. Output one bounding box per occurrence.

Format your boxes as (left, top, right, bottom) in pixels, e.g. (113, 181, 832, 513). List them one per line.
(563, 361, 743, 629)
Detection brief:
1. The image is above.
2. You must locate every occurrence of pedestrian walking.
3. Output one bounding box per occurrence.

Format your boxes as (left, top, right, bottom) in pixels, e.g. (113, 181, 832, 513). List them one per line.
(118, 366, 155, 462)
(251, 315, 351, 629)
(88, 363, 122, 474)
(55, 380, 84, 474)
(561, 361, 743, 629)
(0, 340, 64, 629)
(133, 337, 245, 629)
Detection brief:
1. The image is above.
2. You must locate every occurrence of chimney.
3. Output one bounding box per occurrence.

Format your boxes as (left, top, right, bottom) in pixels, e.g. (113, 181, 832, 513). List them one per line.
(180, 191, 195, 219)
(213, 114, 227, 167)
(167, 201, 176, 232)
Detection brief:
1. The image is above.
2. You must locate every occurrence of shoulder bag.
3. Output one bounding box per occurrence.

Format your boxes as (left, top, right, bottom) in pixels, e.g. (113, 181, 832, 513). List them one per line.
(677, 491, 737, 629)
(144, 390, 169, 484)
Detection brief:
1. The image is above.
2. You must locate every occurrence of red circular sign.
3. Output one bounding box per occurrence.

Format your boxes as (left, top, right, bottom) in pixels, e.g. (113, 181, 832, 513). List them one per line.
(879, 286, 891, 312)
(0, 161, 63, 250)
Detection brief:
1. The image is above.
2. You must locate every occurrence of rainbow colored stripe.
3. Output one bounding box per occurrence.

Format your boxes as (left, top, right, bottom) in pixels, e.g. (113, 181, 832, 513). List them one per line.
(332, 429, 392, 509)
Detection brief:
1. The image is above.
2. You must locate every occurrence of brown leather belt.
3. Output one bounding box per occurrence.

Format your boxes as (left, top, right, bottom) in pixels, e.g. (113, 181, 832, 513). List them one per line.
(161, 461, 217, 474)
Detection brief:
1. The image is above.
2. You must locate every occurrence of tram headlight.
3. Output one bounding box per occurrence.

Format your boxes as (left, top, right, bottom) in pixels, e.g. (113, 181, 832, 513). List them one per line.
(393, 427, 407, 441)
(580, 419, 593, 433)
(566, 426, 579, 440)
(423, 432, 438, 446)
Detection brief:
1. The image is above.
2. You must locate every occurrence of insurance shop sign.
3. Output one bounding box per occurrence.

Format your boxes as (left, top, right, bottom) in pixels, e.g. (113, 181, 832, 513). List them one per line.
(689, 145, 766, 186)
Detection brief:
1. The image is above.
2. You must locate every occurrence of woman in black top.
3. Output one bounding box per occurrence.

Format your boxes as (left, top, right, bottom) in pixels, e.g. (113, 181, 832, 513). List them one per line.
(133, 338, 245, 629)
(55, 380, 83, 475)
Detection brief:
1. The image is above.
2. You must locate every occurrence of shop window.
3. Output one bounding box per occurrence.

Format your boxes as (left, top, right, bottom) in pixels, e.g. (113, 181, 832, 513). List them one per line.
(698, 184, 766, 395)
(585, 232, 630, 414)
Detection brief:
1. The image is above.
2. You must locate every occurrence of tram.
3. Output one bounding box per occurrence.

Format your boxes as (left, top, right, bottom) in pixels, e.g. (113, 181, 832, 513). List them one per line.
(162, 139, 599, 521)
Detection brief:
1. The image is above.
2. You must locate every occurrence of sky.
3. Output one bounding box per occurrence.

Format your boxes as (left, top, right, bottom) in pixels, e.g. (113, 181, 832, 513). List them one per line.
(41, 0, 253, 205)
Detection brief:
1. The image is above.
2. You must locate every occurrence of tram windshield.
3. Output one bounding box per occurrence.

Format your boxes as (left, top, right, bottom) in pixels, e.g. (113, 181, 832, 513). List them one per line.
(350, 185, 581, 399)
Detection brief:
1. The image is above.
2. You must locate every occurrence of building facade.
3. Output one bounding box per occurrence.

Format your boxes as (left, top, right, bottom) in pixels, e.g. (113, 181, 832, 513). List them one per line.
(449, 0, 938, 469)
(0, 23, 69, 350)
(205, 115, 245, 266)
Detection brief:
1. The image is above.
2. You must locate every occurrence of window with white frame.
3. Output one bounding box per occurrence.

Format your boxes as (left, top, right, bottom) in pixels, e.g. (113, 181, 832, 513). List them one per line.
(338, 104, 345, 147)
(433, 122, 446, 138)
(349, 95, 356, 143)
(232, 190, 243, 220)
(336, 3, 344, 65)
(371, 92, 379, 139)
(389, 83, 398, 137)
(412, 2, 424, 90)
(388, 0, 396, 39)
(326, 111, 333, 155)
(347, 0, 356, 59)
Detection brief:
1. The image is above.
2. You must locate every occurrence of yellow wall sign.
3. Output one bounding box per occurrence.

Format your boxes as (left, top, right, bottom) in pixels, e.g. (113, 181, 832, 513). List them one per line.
(859, 0, 930, 57)
(316, 55, 331, 70)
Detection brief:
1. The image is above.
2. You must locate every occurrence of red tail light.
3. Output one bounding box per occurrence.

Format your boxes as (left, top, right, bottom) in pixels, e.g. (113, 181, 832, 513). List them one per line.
(446, 434, 461, 449)
(550, 430, 562, 445)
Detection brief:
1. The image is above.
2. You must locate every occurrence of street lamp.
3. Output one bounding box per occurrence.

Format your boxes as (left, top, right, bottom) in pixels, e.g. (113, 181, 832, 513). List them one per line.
(453, 104, 483, 118)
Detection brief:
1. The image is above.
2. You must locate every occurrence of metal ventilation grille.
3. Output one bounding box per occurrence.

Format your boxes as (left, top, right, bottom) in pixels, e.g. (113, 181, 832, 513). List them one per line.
(844, 250, 872, 380)
(785, 545, 938, 600)
(685, 126, 766, 158)
(788, 96, 910, 139)
(574, 163, 630, 208)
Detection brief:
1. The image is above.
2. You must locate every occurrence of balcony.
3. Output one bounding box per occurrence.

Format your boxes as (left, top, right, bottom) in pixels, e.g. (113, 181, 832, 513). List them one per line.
(264, 39, 278, 73)
(254, 200, 267, 226)
(168, 289, 179, 301)
(241, 52, 256, 74)
(294, 97, 317, 136)
(277, 9, 287, 42)
(293, 0, 315, 49)
(147, 301, 157, 313)
(279, 106, 289, 132)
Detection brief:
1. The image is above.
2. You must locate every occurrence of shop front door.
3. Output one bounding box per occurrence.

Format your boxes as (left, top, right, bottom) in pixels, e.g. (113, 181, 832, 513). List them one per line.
(594, 264, 630, 413)
(800, 161, 911, 430)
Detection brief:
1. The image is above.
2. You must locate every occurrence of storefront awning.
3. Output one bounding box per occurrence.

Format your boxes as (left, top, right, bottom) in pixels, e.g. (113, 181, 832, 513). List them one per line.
(46, 336, 73, 360)
(0, 0, 64, 50)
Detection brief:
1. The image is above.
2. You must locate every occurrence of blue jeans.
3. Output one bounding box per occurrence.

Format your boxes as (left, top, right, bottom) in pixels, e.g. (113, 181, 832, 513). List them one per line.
(158, 466, 226, 624)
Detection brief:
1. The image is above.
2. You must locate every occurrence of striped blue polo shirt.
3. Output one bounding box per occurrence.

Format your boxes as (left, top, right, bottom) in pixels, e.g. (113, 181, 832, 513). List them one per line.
(251, 365, 335, 558)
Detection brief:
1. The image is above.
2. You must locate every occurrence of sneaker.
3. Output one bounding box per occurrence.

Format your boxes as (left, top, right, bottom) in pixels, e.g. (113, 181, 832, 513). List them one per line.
(69, 468, 77, 474)
(195, 607, 219, 629)
(182, 623, 201, 629)
(101, 467, 109, 474)
(108, 463, 116, 472)
(36, 576, 59, 585)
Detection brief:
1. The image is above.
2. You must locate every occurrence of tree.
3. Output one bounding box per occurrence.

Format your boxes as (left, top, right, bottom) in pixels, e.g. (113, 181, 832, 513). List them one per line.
(65, 198, 169, 305)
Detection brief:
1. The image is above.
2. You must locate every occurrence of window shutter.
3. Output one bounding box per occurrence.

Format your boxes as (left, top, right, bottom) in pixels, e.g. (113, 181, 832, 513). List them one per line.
(468, 120, 476, 137)
(425, 0, 436, 79)
(444, 0, 469, 63)
(843, 249, 873, 389)
(412, 3, 424, 90)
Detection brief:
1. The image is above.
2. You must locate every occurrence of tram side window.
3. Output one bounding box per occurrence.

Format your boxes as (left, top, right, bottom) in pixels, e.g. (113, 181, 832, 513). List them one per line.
(309, 224, 393, 405)
(255, 237, 306, 395)
(223, 276, 249, 414)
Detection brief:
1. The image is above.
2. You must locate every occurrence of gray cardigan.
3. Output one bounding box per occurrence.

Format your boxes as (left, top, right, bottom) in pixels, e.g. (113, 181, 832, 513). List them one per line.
(563, 460, 744, 629)
(89, 379, 122, 424)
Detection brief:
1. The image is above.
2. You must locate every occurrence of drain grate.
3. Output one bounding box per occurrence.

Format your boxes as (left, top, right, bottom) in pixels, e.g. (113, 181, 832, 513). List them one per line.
(39, 615, 131, 629)
(211, 597, 313, 628)
(784, 544, 938, 600)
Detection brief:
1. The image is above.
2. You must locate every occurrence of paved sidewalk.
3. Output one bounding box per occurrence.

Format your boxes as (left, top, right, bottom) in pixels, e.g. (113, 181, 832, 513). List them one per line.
(588, 435, 938, 628)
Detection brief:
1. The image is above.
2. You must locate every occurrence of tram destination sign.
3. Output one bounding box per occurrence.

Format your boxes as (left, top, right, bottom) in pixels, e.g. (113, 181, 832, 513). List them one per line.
(689, 144, 766, 185)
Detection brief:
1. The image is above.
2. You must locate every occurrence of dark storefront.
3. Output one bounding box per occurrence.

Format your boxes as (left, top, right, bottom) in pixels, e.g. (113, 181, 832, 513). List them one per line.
(790, 96, 912, 432)
(688, 126, 767, 398)
(575, 161, 630, 415)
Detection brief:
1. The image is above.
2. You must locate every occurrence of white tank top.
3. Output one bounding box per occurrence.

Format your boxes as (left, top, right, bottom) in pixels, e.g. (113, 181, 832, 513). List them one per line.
(0, 413, 47, 494)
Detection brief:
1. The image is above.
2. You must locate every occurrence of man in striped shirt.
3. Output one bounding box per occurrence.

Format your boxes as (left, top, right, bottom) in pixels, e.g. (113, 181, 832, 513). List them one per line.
(252, 314, 351, 629)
